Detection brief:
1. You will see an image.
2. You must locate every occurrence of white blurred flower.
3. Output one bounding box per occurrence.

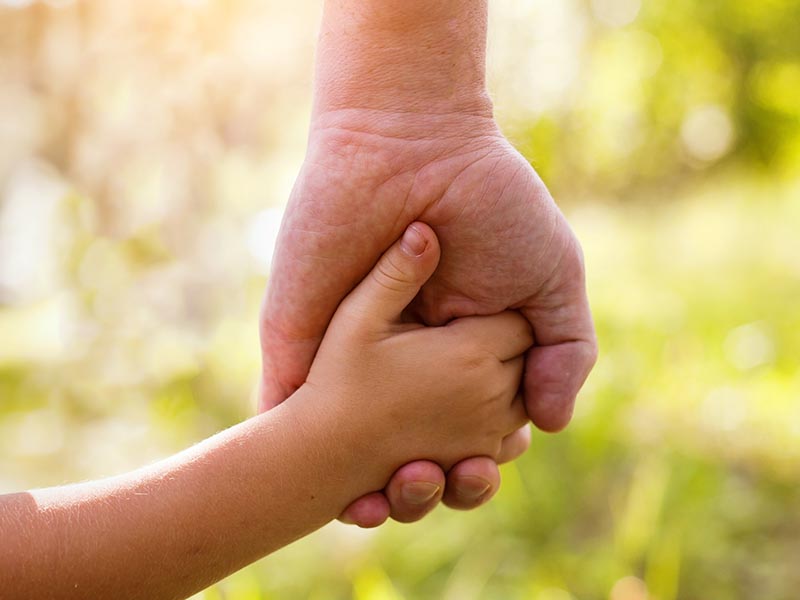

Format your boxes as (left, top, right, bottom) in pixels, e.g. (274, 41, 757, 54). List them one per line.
(681, 104, 736, 163)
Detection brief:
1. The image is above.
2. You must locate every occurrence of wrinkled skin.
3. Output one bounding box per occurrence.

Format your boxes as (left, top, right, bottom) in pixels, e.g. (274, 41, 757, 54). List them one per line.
(260, 109, 597, 526)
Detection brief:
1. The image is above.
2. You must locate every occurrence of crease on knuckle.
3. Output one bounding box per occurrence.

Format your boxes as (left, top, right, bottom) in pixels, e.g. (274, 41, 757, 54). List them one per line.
(371, 255, 411, 293)
(456, 339, 489, 368)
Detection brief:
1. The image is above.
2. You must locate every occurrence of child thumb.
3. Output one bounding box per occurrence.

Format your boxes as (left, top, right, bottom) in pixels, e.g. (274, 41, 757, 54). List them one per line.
(349, 222, 441, 326)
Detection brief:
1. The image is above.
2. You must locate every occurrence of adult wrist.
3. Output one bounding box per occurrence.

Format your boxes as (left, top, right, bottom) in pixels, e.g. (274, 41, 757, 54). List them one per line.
(314, 0, 491, 117)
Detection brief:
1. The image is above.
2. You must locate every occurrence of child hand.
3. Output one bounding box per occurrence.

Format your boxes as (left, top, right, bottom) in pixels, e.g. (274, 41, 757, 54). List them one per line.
(299, 222, 533, 487)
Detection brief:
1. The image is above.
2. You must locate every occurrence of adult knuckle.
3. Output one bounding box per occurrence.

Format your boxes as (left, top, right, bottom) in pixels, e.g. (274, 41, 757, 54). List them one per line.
(458, 340, 488, 367)
(491, 380, 514, 405)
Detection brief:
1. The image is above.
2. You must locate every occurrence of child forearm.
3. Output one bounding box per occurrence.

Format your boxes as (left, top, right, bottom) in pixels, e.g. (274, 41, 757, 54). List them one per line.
(0, 395, 366, 600)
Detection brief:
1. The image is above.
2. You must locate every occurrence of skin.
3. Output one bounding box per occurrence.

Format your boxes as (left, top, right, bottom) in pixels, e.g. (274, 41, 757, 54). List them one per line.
(260, 0, 598, 526)
(0, 224, 532, 600)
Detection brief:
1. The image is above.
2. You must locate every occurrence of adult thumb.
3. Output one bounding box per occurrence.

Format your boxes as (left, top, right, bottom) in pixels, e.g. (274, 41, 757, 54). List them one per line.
(345, 222, 440, 326)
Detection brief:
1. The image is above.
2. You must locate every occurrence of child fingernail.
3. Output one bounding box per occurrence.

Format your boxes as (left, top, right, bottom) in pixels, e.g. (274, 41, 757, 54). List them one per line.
(401, 482, 441, 505)
(400, 224, 427, 257)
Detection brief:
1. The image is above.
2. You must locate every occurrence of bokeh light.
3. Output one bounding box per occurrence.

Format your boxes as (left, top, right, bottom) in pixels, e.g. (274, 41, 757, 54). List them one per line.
(1, 0, 799, 598)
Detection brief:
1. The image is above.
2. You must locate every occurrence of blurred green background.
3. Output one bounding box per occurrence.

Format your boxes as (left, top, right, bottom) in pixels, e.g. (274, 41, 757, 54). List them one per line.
(1, 1, 798, 599)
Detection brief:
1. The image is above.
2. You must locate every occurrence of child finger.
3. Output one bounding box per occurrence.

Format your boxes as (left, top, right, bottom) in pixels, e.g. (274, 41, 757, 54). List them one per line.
(496, 424, 532, 464)
(448, 311, 534, 361)
(339, 222, 441, 329)
(502, 392, 531, 437)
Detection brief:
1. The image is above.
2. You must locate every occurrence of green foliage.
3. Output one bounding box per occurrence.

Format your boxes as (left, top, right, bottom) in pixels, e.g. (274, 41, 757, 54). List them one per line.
(506, 0, 800, 198)
(1, 1, 798, 598)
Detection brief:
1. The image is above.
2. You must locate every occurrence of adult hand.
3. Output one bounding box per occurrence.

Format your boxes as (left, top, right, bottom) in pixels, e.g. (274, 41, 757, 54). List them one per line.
(260, 110, 595, 526)
(259, 0, 597, 527)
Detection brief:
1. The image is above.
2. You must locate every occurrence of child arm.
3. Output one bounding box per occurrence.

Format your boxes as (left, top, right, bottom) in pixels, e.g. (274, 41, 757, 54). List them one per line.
(0, 397, 364, 600)
(0, 222, 532, 600)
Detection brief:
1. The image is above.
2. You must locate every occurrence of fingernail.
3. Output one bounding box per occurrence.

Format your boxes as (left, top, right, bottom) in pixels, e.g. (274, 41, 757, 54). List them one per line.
(456, 476, 492, 501)
(400, 224, 427, 257)
(401, 482, 441, 505)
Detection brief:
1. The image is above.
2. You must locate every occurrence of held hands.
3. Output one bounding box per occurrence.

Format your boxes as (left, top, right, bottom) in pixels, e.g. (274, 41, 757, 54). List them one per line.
(298, 223, 532, 498)
(261, 111, 596, 526)
(261, 0, 595, 532)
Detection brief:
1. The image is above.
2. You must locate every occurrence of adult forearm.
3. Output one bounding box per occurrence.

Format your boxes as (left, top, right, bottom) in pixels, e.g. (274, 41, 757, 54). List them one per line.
(0, 398, 368, 600)
(314, 0, 491, 116)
